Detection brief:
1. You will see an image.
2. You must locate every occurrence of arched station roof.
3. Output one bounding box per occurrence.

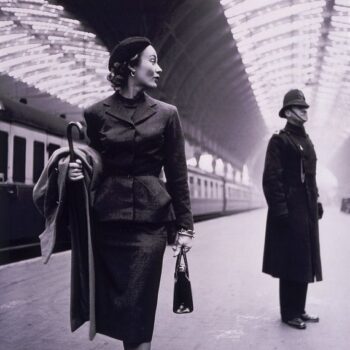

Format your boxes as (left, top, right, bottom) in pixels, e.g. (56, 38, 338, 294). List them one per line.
(221, 0, 350, 164)
(0, 0, 265, 167)
(1, 0, 349, 169)
(59, 0, 267, 166)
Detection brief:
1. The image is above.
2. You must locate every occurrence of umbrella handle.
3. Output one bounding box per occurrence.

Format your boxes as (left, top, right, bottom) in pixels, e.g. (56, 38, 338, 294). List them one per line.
(67, 122, 84, 162)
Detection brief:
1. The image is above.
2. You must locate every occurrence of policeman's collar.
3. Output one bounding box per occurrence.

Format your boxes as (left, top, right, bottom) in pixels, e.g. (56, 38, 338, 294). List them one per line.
(285, 121, 307, 137)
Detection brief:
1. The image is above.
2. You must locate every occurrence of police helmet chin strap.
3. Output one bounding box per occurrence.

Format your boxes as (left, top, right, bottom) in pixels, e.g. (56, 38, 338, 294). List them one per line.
(290, 109, 305, 123)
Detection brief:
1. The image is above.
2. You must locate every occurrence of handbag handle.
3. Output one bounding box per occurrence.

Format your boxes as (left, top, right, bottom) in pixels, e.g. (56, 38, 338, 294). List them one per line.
(175, 247, 190, 278)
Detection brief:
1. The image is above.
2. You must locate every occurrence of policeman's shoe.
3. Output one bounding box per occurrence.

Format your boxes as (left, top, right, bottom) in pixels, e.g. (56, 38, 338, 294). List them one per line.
(301, 313, 319, 323)
(283, 317, 307, 329)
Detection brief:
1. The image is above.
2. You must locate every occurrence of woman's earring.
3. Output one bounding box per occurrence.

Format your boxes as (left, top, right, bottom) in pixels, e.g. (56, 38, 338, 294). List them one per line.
(130, 71, 135, 77)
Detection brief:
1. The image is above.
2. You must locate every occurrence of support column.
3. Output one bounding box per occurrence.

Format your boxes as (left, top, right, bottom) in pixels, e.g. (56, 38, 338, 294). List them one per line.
(194, 147, 202, 168)
(211, 156, 217, 174)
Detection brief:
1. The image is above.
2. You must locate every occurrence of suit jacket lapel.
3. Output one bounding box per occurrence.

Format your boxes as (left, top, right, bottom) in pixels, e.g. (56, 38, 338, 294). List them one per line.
(133, 93, 158, 125)
(102, 93, 133, 125)
(102, 92, 158, 126)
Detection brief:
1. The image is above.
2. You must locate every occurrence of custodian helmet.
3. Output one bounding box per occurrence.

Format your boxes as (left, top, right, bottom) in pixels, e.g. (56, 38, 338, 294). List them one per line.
(279, 89, 309, 118)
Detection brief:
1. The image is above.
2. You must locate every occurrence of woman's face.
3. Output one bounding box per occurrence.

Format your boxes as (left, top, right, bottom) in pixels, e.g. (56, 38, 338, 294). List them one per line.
(132, 45, 162, 88)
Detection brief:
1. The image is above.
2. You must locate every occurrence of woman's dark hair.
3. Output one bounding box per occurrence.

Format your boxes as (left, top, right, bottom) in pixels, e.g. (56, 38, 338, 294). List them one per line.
(107, 53, 141, 90)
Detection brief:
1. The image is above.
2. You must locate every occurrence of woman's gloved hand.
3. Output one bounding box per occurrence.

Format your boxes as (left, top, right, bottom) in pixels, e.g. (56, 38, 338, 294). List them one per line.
(68, 158, 84, 181)
(172, 229, 195, 257)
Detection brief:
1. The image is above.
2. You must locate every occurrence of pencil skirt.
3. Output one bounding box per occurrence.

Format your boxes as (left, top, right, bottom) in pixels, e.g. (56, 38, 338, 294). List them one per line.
(93, 221, 168, 343)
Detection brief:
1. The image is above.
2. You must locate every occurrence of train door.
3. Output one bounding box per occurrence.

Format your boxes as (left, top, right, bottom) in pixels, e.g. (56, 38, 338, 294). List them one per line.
(0, 124, 11, 258)
(223, 178, 227, 212)
(0, 124, 45, 262)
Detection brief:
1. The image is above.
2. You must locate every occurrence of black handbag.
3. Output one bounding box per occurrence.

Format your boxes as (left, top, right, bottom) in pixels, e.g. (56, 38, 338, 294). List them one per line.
(173, 248, 193, 313)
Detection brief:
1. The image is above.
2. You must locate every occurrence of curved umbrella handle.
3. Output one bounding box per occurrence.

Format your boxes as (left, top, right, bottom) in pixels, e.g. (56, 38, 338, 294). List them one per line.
(67, 122, 84, 162)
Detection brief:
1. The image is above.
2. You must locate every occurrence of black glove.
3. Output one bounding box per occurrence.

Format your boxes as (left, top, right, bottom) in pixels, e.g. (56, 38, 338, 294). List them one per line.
(317, 202, 324, 219)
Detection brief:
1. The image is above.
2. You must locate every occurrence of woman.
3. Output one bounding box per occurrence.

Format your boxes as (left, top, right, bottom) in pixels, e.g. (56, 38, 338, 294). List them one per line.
(68, 36, 194, 350)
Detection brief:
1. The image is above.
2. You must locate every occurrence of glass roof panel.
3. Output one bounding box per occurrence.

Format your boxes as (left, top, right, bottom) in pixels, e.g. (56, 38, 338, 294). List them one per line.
(220, 0, 350, 161)
(0, 0, 111, 108)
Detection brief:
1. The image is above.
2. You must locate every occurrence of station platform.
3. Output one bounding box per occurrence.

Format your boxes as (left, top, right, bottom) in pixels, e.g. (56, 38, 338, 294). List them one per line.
(1, 207, 349, 350)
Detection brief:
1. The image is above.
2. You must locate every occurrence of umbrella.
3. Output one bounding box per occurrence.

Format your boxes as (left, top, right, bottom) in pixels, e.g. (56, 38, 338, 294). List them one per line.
(66, 121, 96, 340)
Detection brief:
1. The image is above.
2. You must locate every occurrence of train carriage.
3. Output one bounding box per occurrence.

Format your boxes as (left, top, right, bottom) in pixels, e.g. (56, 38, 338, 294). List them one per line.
(0, 96, 263, 264)
(187, 166, 225, 216)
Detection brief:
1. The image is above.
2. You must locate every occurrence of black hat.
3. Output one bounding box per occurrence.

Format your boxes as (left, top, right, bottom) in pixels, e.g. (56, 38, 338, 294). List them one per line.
(279, 89, 309, 118)
(108, 36, 152, 71)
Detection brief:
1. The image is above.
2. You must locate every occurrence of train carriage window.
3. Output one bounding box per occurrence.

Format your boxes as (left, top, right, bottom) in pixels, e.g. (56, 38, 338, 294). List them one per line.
(0, 130, 8, 182)
(204, 180, 208, 198)
(47, 143, 60, 158)
(210, 181, 213, 199)
(189, 176, 194, 197)
(197, 178, 201, 198)
(215, 182, 218, 199)
(33, 141, 45, 183)
(13, 135, 26, 183)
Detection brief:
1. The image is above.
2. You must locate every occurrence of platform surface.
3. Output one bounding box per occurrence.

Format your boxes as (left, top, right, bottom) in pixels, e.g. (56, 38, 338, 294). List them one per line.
(1, 207, 349, 350)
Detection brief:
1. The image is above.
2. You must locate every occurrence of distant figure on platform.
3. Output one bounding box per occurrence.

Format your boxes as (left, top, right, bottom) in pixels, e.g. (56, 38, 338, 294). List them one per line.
(68, 37, 194, 350)
(262, 89, 324, 330)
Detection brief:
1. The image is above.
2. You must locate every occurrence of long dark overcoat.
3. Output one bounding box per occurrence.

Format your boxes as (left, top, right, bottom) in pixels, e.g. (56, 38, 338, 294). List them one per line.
(262, 122, 322, 283)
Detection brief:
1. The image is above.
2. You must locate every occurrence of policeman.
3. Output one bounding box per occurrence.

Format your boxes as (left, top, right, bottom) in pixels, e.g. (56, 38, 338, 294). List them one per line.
(262, 89, 324, 329)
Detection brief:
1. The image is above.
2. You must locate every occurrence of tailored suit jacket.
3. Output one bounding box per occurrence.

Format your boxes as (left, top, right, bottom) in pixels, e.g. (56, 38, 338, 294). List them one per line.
(83, 91, 194, 231)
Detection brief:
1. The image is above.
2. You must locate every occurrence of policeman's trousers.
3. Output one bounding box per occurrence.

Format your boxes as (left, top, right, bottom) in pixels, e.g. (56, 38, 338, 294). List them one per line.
(279, 279, 308, 321)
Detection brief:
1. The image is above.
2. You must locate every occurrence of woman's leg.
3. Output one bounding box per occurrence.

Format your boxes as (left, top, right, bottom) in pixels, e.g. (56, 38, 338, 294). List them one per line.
(123, 341, 151, 350)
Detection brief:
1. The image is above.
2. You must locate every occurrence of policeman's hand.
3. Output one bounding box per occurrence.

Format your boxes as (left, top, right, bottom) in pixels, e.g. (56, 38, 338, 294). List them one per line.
(68, 159, 84, 181)
(317, 202, 324, 220)
(172, 233, 193, 257)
